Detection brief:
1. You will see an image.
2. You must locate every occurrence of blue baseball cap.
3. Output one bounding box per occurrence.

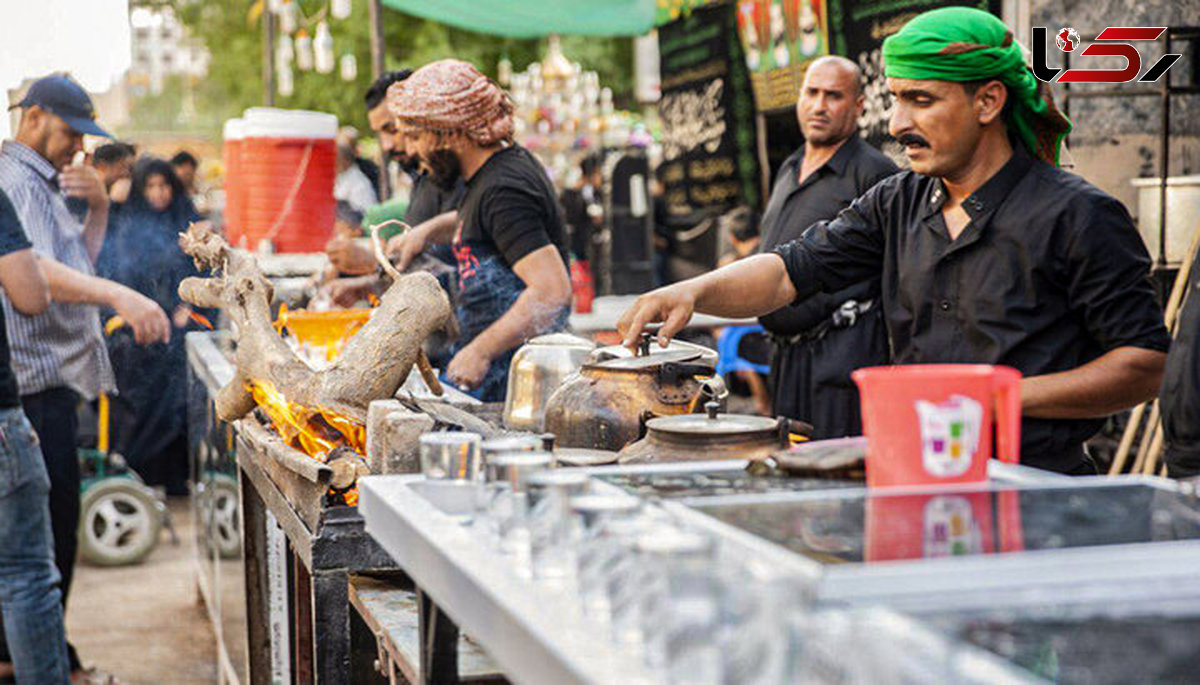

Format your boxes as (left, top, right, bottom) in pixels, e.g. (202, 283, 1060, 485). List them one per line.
(9, 74, 111, 138)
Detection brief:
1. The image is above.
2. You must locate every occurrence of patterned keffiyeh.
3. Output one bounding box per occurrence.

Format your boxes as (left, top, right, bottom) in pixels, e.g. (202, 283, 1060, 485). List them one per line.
(387, 59, 515, 146)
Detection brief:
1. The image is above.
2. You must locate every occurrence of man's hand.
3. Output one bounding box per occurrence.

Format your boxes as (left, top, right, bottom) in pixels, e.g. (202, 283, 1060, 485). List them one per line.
(172, 305, 193, 329)
(446, 343, 491, 392)
(618, 254, 797, 349)
(326, 274, 381, 308)
(385, 228, 428, 272)
(61, 165, 109, 210)
(112, 288, 170, 344)
(109, 177, 131, 204)
(325, 236, 377, 276)
(617, 283, 697, 349)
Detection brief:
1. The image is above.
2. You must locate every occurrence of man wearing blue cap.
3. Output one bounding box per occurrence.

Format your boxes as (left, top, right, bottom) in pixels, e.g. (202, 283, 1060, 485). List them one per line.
(0, 73, 169, 683)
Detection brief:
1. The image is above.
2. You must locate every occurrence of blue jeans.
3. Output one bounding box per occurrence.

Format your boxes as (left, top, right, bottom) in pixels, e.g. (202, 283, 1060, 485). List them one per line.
(0, 408, 70, 683)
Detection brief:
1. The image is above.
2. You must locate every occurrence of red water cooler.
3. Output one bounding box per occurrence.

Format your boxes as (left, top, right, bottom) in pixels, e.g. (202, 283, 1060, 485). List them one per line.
(233, 108, 337, 253)
(221, 117, 245, 240)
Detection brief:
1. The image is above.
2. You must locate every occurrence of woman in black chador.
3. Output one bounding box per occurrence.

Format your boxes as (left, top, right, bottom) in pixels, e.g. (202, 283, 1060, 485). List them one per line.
(98, 157, 212, 495)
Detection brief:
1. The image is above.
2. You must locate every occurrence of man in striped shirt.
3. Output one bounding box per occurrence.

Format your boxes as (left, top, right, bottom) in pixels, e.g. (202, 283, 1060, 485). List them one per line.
(0, 73, 169, 680)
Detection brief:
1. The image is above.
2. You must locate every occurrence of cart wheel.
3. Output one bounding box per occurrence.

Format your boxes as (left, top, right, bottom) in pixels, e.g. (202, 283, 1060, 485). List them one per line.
(79, 478, 163, 566)
(208, 475, 241, 559)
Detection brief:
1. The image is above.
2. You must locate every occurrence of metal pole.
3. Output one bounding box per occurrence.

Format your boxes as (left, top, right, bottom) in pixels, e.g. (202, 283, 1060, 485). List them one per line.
(1158, 30, 1171, 271)
(263, 6, 277, 106)
(368, 0, 387, 80)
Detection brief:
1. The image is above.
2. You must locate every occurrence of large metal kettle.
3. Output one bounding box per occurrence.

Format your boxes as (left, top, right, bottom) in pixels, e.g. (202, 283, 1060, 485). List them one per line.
(502, 333, 596, 432)
(542, 333, 725, 452)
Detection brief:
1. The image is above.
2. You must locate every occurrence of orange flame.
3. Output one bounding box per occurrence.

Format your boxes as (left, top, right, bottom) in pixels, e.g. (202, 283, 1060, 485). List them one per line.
(272, 303, 290, 335)
(189, 311, 215, 330)
(248, 379, 366, 461)
(367, 293, 380, 307)
(255, 308, 372, 506)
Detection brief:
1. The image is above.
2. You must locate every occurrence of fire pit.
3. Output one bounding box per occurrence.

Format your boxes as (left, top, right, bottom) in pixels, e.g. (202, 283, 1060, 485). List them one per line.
(177, 222, 495, 683)
(188, 327, 399, 685)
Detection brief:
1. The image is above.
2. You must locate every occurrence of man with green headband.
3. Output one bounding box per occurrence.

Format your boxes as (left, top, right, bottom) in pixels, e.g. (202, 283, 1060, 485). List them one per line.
(617, 7, 1169, 474)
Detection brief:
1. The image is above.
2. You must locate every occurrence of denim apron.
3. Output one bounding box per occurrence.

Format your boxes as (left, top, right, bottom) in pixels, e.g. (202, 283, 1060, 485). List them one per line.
(447, 236, 569, 402)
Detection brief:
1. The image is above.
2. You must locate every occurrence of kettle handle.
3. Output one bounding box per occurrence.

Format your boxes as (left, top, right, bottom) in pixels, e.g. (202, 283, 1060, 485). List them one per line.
(993, 367, 1022, 464)
(636, 409, 658, 440)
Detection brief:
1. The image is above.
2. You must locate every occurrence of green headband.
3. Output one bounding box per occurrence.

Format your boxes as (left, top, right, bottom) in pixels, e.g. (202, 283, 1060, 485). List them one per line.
(883, 7, 1072, 166)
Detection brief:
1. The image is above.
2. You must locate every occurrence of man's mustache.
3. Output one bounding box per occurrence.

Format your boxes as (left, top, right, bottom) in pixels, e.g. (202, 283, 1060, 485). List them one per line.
(898, 133, 930, 148)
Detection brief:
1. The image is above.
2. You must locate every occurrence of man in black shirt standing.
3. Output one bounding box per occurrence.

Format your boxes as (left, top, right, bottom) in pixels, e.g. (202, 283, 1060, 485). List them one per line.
(758, 56, 897, 438)
(617, 8, 1168, 474)
(387, 60, 572, 401)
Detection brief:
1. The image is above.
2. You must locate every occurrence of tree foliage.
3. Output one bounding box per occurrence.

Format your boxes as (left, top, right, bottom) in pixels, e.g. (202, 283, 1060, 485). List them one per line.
(148, 0, 634, 141)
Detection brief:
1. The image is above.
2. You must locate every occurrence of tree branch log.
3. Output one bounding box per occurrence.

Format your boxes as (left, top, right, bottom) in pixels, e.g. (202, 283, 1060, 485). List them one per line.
(177, 224, 452, 424)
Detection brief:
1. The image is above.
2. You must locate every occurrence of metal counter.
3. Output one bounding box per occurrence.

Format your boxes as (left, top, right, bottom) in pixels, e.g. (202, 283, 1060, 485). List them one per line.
(359, 474, 659, 685)
(360, 456, 1200, 684)
(187, 331, 247, 685)
(359, 467, 1043, 684)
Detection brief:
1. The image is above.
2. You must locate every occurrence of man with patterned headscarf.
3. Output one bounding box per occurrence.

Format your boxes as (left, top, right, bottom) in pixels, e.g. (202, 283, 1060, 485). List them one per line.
(616, 7, 1168, 474)
(386, 59, 571, 400)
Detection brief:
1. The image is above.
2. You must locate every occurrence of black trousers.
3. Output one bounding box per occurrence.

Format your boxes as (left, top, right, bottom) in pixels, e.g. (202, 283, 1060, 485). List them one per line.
(0, 387, 82, 671)
(768, 306, 889, 440)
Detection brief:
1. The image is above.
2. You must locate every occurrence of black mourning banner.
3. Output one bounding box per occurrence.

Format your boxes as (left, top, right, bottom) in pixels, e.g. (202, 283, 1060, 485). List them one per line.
(829, 0, 1002, 159)
(657, 3, 761, 215)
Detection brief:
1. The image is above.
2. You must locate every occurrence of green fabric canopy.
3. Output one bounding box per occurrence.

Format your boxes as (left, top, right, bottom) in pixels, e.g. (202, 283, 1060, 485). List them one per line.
(380, 0, 660, 38)
(379, 0, 721, 37)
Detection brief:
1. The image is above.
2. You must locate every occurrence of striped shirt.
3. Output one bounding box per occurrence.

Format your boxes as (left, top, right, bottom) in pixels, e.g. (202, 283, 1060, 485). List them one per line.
(0, 140, 113, 399)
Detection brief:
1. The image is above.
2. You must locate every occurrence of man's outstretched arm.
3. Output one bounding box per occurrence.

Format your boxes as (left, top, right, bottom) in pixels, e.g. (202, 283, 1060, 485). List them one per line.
(618, 253, 797, 348)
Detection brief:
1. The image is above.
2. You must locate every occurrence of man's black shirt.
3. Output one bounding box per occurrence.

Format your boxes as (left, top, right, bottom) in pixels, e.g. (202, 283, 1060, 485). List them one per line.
(456, 145, 569, 270)
(0, 190, 33, 408)
(758, 136, 898, 334)
(774, 146, 1170, 472)
(405, 172, 464, 228)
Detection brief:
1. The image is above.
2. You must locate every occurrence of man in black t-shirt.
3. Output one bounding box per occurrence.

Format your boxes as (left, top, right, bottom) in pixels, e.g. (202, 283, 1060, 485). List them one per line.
(0, 189, 71, 683)
(387, 60, 572, 400)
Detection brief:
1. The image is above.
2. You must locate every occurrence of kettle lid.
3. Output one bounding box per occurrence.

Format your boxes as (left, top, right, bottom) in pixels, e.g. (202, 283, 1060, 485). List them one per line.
(588, 348, 706, 371)
(526, 333, 596, 349)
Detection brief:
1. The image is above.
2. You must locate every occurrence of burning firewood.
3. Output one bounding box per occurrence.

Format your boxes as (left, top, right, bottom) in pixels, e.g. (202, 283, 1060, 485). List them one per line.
(326, 446, 371, 490)
(177, 223, 453, 425)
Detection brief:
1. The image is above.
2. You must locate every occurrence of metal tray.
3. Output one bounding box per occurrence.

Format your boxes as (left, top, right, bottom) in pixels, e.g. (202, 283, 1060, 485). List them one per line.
(668, 476, 1200, 608)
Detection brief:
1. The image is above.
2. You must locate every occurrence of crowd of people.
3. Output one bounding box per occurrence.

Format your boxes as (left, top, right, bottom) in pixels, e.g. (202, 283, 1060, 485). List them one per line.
(0, 73, 209, 683)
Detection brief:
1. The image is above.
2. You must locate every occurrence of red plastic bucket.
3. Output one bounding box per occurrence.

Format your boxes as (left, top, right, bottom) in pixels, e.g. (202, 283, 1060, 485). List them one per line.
(237, 108, 337, 253)
(851, 364, 1021, 489)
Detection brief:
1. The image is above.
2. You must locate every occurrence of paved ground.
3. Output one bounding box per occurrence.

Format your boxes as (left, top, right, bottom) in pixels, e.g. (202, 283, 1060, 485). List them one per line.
(67, 496, 218, 684)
